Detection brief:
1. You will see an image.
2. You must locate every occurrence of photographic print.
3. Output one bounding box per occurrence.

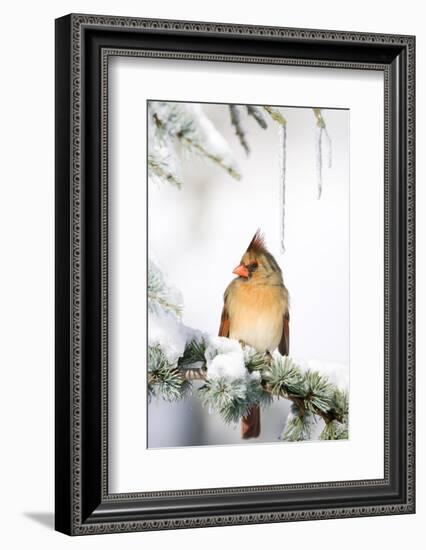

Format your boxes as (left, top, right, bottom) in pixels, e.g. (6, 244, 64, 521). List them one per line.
(56, 16, 415, 534)
(147, 100, 350, 448)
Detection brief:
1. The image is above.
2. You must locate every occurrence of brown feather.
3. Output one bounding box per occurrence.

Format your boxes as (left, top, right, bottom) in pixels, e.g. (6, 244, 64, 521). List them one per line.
(246, 229, 267, 255)
(218, 305, 230, 337)
(241, 404, 260, 439)
(278, 312, 290, 356)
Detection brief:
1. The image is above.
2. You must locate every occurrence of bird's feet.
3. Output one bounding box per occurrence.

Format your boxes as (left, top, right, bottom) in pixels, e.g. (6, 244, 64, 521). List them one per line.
(265, 351, 273, 364)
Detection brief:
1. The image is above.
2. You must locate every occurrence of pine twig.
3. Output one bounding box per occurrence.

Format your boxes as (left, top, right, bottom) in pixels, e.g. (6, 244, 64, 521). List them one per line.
(156, 352, 345, 426)
(150, 102, 242, 181)
(229, 105, 250, 155)
(261, 380, 344, 425)
(148, 260, 183, 318)
(313, 107, 326, 128)
(263, 106, 287, 126)
(246, 105, 268, 129)
(180, 134, 242, 180)
(148, 155, 182, 188)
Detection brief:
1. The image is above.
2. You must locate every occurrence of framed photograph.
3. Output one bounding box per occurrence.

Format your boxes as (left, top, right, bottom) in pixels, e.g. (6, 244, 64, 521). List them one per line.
(55, 14, 415, 535)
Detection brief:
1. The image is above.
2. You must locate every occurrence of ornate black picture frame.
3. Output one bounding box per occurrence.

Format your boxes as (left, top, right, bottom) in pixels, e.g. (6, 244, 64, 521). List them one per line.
(55, 13, 415, 535)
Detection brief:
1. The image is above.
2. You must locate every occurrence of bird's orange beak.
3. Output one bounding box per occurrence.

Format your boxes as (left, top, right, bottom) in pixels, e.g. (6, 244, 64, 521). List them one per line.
(233, 264, 249, 278)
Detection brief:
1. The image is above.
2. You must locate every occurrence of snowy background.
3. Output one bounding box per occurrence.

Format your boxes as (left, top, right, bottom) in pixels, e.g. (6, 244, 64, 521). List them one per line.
(147, 102, 350, 447)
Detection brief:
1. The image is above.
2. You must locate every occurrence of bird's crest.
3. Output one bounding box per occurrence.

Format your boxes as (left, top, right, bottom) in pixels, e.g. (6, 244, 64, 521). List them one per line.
(247, 229, 267, 254)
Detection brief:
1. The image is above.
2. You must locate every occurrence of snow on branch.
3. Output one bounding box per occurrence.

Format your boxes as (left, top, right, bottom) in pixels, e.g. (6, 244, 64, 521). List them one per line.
(148, 153, 183, 188)
(148, 259, 183, 318)
(246, 105, 268, 129)
(229, 105, 268, 155)
(229, 105, 250, 155)
(148, 311, 349, 441)
(148, 101, 241, 183)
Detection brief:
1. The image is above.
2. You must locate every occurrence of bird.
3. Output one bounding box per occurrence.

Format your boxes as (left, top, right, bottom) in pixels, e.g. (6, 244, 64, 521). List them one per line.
(218, 230, 290, 439)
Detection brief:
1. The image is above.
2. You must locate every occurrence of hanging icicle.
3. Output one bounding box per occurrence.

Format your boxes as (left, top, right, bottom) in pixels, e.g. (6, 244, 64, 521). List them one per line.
(315, 124, 324, 199)
(263, 106, 288, 254)
(313, 108, 332, 199)
(278, 122, 288, 254)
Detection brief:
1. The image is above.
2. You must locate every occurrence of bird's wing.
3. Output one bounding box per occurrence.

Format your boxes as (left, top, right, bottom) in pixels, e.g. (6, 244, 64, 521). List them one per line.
(218, 286, 231, 337)
(218, 305, 230, 337)
(278, 311, 290, 356)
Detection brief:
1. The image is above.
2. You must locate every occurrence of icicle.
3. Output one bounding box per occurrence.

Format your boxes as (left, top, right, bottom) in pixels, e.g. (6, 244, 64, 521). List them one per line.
(313, 108, 333, 200)
(262, 106, 288, 253)
(278, 123, 287, 254)
(324, 127, 332, 170)
(315, 125, 323, 200)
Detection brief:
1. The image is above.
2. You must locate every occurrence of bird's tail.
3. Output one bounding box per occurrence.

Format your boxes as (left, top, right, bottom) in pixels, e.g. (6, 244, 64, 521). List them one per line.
(241, 404, 261, 439)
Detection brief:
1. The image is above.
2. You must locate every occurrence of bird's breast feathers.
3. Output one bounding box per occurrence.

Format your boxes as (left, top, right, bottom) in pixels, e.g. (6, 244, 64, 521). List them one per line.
(226, 281, 288, 353)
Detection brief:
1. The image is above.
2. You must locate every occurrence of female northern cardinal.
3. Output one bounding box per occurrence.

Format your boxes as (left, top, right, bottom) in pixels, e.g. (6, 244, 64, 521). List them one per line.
(219, 230, 290, 439)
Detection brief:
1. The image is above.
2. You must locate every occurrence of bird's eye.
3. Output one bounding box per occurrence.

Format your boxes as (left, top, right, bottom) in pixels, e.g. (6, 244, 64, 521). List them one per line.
(248, 262, 258, 272)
